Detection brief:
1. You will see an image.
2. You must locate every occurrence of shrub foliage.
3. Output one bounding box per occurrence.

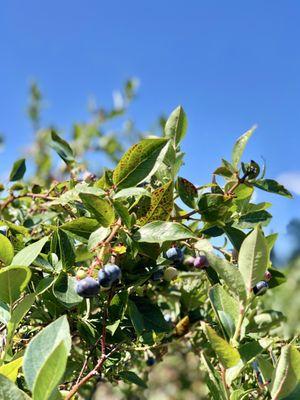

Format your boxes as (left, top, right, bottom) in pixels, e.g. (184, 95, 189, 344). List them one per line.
(0, 103, 299, 400)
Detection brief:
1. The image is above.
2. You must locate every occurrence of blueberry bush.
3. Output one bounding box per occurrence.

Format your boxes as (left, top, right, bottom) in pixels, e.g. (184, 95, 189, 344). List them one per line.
(0, 103, 299, 400)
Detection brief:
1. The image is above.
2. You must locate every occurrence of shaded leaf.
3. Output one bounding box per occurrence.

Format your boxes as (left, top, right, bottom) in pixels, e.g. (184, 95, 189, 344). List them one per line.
(58, 229, 75, 271)
(118, 371, 147, 388)
(7, 294, 35, 343)
(61, 217, 99, 241)
(50, 130, 75, 165)
(177, 177, 198, 208)
(53, 272, 82, 308)
(0, 374, 31, 399)
(9, 159, 26, 181)
(0, 235, 14, 266)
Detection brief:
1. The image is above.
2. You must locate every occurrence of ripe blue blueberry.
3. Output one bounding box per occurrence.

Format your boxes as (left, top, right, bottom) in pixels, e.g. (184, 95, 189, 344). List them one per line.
(0, 226, 8, 236)
(76, 277, 100, 298)
(146, 356, 156, 366)
(98, 264, 122, 288)
(253, 281, 269, 296)
(194, 255, 208, 269)
(166, 247, 183, 262)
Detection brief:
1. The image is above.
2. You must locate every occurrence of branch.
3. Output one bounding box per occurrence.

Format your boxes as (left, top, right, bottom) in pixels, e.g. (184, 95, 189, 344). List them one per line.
(65, 289, 115, 400)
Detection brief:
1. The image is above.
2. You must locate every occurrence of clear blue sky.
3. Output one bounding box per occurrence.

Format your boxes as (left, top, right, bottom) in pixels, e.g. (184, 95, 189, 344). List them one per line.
(1, 1, 300, 257)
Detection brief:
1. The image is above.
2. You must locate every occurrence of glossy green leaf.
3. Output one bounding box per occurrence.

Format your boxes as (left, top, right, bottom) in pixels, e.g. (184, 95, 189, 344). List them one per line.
(238, 210, 272, 228)
(134, 221, 197, 244)
(0, 357, 23, 382)
(50, 130, 75, 165)
(271, 345, 300, 399)
(79, 193, 115, 227)
(268, 267, 287, 289)
(60, 217, 99, 241)
(0, 266, 31, 304)
(113, 138, 169, 189)
(209, 285, 239, 338)
(0, 235, 14, 266)
(232, 126, 255, 169)
(23, 316, 71, 392)
(9, 158, 26, 181)
(12, 237, 48, 267)
(201, 322, 241, 368)
(254, 179, 292, 198)
(165, 106, 187, 145)
(238, 226, 268, 295)
(0, 374, 31, 399)
(205, 252, 247, 302)
(53, 272, 82, 308)
(88, 226, 111, 251)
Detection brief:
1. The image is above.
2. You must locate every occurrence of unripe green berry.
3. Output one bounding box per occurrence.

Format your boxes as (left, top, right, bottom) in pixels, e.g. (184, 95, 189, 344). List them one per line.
(76, 269, 87, 280)
(164, 266, 179, 281)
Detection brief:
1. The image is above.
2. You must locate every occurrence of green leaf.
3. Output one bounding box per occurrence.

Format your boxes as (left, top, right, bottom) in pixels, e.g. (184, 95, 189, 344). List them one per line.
(177, 177, 198, 208)
(12, 237, 48, 267)
(32, 341, 69, 400)
(209, 285, 239, 339)
(112, 187, 151, 199)
(79, 193, 115, 227)
(9, 158, 26, 181)
(113, 201, 133, 228)
(107, 291, 128, 335)
(223, 226, 246, 251)
(7, 294, 35, 343)
(268, 267, 287, 289)
(53, 272, 82, 308)
(257, 356, 274, 384)
(205, 252, 247, 302)
(0, 374, 31, 399)
(271, 345, 300, 399)
(58, 230, 75, 271)
(128, 297, 171, 336)
(23, 315, 71, 392)
(0, 266, 31, 304)
(113, 138, 169, 189)
(0, 357, 23, 382)
(88, 227, 111, 251)
(254, 179, 292, 198)
(238, 226, 268, 295)
(238, 210, 272, 229)
(164, 105, 188, 145)
(60, 217, 99, 241)
(139, 180, 173, 225)
(50, 130, 75, 165)
(118, 371, 147, 388)
(0, 300, 10, 325)
(134, 221, 197, 244)
(238, 341, 264, 363)
(0, 235, 14, 266)
(201, 352, 227, 400)
(232, 126, 255, 169)
(201, 322, 241, 368)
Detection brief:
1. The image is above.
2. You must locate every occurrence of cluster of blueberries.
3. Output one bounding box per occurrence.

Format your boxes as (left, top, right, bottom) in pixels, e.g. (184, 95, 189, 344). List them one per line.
(76, 263, 121, 298)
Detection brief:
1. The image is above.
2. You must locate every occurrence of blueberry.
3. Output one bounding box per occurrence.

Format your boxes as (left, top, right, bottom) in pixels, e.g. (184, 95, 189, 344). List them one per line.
(194, 255, 208, 269)
(98, 269, 112, 288)
(0, 226, 8, 236)
(76, 277, 100, 298)
(164, 266, 179, 281)
(253, 281, 269, 296)
(98, 264, 121, 288)
(146, 356, 156, 366)
(151, 269, 164, 281)
(104, 263, 122, 281)
(165, 247, 183, 262)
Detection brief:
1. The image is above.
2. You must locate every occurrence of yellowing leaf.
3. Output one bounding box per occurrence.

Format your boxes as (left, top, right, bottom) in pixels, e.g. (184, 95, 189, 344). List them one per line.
(0, 357, 23, 382)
